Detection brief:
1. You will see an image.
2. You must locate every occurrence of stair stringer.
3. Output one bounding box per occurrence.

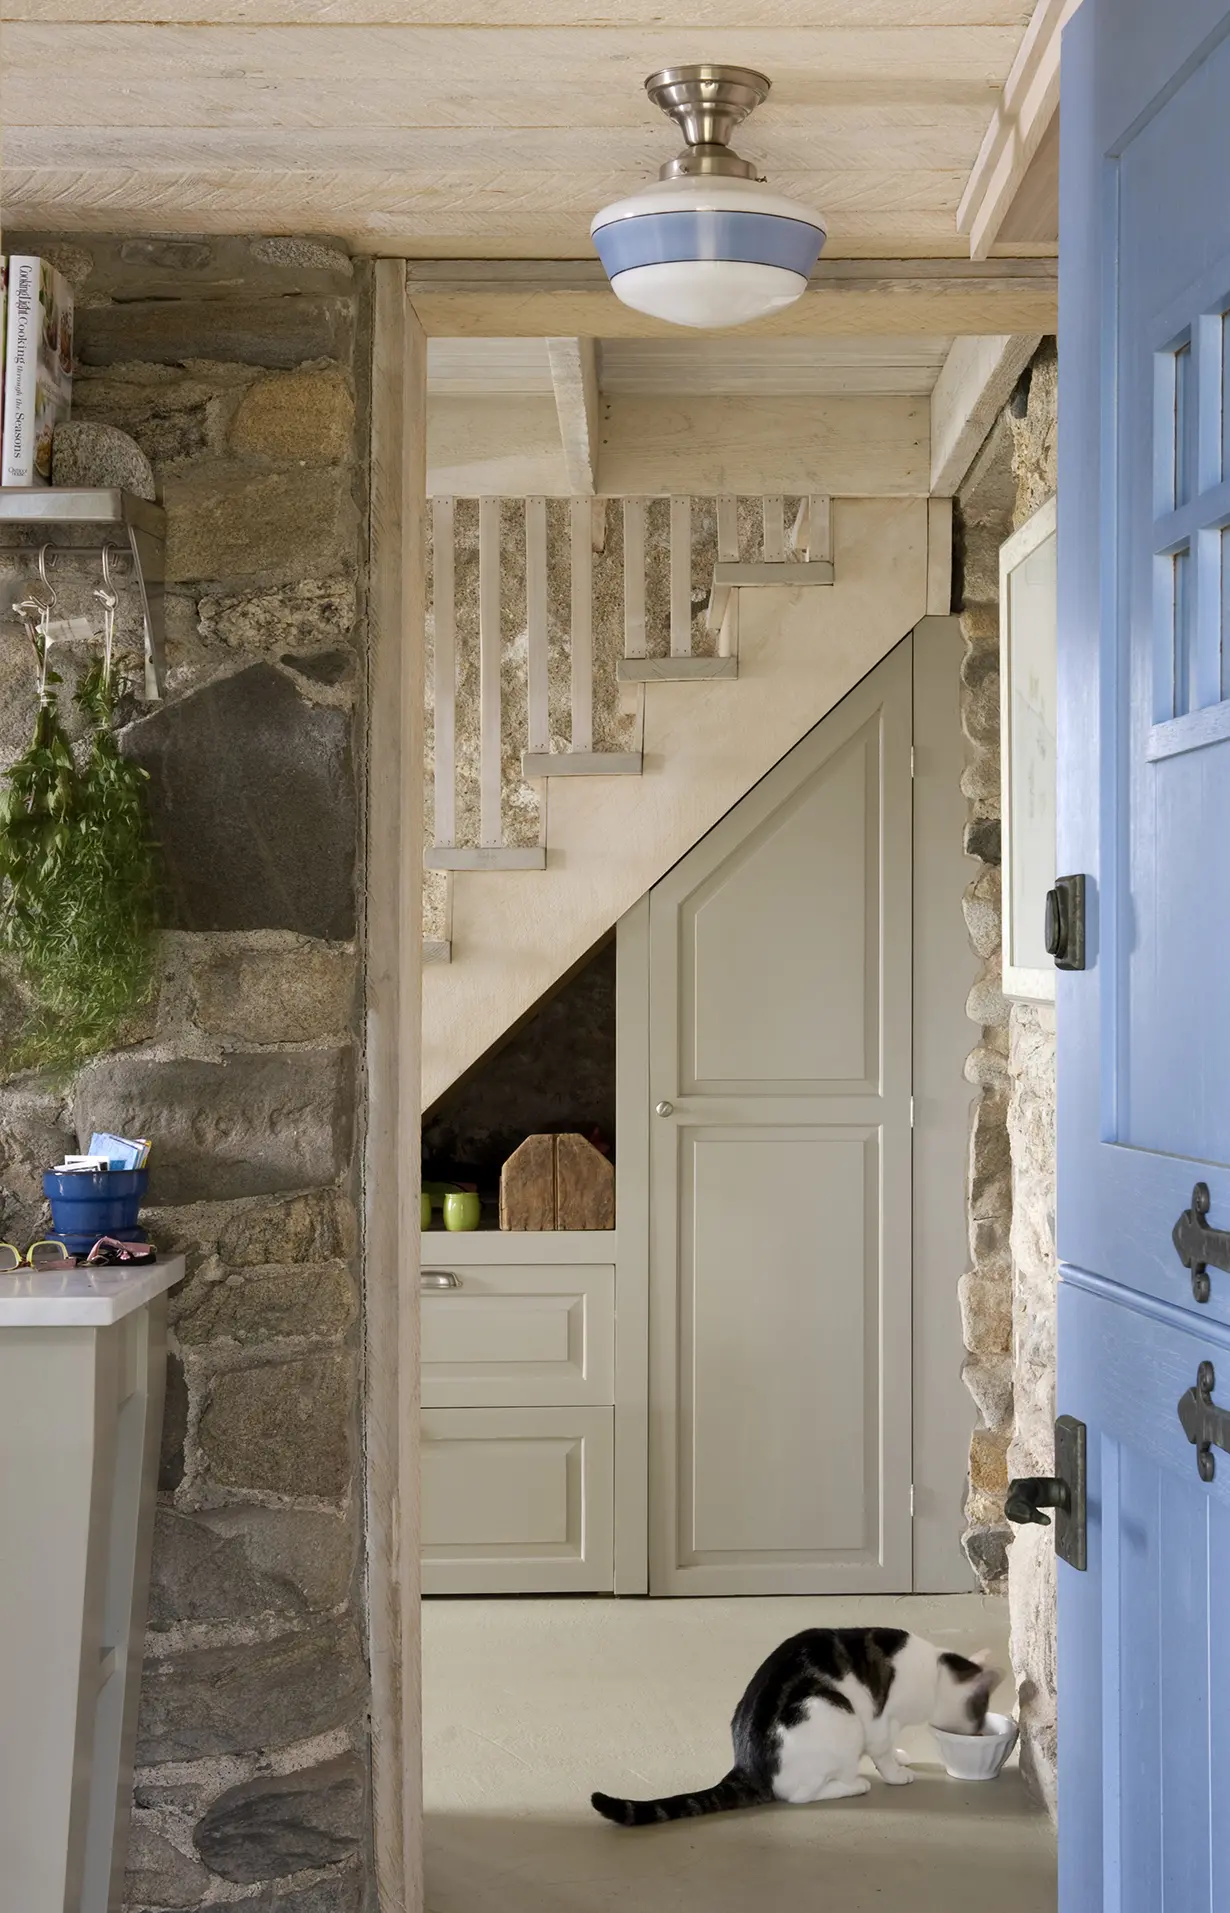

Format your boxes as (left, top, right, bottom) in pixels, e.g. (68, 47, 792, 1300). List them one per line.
(423, 496, 929, 1106)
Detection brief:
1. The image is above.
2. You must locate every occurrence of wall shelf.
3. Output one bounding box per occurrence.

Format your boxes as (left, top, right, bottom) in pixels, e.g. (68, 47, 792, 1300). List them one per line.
(0, 487, 167, 700)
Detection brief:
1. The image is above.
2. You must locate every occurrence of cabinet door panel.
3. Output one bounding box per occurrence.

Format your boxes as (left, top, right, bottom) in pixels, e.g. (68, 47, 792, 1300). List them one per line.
(648, 641, 913, 1594)
(421, 1407, 614, 1595)
(421, 1264, 614, 1407)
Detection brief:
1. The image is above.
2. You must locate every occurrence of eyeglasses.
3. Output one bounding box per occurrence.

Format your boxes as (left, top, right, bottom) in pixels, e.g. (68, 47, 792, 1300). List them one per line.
(0, 1239, 71, 1272)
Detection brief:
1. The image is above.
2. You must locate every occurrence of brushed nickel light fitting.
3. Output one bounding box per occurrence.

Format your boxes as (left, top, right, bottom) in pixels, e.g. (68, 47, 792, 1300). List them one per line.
(646, 64, 769, 180)
(590, 64, 827, 329)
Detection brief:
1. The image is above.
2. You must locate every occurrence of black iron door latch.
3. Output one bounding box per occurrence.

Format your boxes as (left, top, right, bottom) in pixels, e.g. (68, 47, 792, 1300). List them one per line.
(1004, 1414, 1087, 1571)
(1178, 1362, 1230, 1482)
(1173, 1182, 1230, 1304)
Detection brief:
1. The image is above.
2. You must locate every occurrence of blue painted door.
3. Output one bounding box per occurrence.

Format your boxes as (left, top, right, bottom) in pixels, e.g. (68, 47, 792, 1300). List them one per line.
(1060, 2, 1230, 1905)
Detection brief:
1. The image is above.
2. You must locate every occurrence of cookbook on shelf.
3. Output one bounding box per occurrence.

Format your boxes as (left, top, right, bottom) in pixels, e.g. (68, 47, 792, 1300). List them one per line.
(1, 255, 74, 487)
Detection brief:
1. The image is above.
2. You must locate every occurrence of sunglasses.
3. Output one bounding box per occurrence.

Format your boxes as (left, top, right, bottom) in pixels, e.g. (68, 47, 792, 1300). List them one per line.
(83, 1238, 156, 1267)
(0, 1239, 71, 1271)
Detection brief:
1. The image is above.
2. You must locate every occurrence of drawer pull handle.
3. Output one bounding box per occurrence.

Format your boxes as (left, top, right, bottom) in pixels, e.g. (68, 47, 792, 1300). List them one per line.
(421, 1270, 461, 1291)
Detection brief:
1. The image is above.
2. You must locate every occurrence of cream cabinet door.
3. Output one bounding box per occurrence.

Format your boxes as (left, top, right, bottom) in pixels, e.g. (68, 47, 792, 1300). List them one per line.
(420, 1263, 614, 1408)
(421, 1407, 614, 1595)
(648, 639, 914, 1595)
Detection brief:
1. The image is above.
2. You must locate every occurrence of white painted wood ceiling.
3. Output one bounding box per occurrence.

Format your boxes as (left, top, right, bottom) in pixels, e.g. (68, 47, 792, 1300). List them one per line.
(0, 3, 1039, 258)
(427, 336, 954, 396)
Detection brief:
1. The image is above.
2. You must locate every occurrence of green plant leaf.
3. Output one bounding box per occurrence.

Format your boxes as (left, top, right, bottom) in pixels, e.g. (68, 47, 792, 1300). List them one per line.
(0, 673, 161, 1073)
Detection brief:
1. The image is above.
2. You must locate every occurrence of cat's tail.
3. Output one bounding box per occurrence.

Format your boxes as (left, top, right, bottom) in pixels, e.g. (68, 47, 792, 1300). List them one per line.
(591, 1770, 768, 1827)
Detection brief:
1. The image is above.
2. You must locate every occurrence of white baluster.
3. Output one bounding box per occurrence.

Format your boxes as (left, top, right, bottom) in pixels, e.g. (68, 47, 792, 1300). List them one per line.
(432, 497, 456, 848)
(623, 497, 647, 658)
(709, 495, 742, 655)
(808, 494, 833, 564)
(571, 496, 594, 751)
(478, 495, 502, 847)
(526, 497, 548, 755)
(762, 495, 786, 562)
(670, 495, 692, 656)
(716, 495, 740, 564)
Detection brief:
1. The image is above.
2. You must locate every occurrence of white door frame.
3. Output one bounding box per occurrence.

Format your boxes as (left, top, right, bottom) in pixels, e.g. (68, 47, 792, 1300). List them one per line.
(365, 259, 427, 1913)
(613, 618, 975, 1595)
(365, 244, 976, 1899)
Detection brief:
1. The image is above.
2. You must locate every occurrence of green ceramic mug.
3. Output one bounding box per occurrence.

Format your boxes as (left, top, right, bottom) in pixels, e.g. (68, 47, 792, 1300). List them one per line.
(443, 1191, 482, 1232)
(420, 1191, 433, 1230)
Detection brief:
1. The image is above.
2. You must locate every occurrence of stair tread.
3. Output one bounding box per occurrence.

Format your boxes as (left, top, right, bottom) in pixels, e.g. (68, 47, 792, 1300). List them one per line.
(427, 847, 547, 871)
(522, 750, 643, 776)
(617, 656, 738, 682)
(712, 559, 834, 586)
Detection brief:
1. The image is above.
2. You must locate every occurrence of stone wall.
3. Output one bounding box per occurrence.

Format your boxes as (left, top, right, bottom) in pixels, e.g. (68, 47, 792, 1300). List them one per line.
(954, 342, 1059, 1810)
(0, 234, 373, 1911)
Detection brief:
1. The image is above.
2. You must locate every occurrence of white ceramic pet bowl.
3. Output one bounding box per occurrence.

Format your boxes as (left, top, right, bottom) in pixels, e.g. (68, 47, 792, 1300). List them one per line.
(931, 1711, 1019, 1780)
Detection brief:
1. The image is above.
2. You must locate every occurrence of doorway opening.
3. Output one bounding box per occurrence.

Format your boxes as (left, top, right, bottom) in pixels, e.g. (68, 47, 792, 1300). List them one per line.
(418, 631, 1050, 1907)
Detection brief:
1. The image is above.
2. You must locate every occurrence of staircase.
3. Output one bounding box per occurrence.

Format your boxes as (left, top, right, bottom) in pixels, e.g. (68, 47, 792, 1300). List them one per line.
(422, 492, 940, 1105)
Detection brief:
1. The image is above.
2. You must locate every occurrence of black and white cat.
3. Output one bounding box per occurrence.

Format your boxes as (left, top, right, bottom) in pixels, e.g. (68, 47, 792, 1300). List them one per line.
(592, 1627, 999, 1827)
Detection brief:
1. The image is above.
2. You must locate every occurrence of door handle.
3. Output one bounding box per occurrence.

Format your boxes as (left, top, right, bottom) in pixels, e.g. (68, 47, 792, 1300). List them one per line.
(1043, 874, 1086, 970)
(1177, 1361, 1230, 1482)
(1005, 1414, 1087, 1571)
(655, 1101, 674, 1117)
(1004, 1477, 1069, 1525)
(1172, 1182, 1230, 1304)
(421, 1270, 461, 1291)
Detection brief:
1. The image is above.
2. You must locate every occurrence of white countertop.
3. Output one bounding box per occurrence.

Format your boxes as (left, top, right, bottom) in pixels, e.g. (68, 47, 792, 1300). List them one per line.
(0, 1255, 185, 1327)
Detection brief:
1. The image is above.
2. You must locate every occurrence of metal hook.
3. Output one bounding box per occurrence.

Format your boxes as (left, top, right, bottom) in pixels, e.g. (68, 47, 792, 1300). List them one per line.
(95, 548, 120, 613)
(98, 542, 123, 604)
(37, 545, 58, 607)
(94, 546, 123, 688)
(12, 594, 45, 663)
(12, 590, 55, 703)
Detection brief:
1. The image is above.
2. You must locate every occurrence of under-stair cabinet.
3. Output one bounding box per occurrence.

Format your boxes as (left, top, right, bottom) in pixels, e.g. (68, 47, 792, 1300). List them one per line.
(421, 624, 975, 1598)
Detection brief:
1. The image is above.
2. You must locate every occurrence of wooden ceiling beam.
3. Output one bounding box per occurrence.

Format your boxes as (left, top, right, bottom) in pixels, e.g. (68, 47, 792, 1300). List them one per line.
(929, 332, 1041, 496)
(956, 0, 1075, 260)
(546, 337, 600, 495)
(427, 391, 929, 498)
(406, 258, 1057, 340)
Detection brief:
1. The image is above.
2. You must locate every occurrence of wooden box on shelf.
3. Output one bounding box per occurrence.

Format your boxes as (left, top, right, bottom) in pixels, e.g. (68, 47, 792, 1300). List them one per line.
(499, 1131, 614, 1231)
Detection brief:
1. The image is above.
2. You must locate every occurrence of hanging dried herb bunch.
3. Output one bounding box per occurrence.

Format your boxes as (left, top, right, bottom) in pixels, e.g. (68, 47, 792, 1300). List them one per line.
(0, 590, 160, 1071)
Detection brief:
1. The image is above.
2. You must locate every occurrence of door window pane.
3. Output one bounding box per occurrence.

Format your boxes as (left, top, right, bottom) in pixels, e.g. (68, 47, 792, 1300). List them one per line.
(1175, 342, 1197, 508)
(1174, 547, 1196, 713)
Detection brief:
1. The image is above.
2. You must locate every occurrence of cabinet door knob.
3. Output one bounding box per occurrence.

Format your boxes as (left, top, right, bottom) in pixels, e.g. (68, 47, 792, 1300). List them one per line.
(655, 1100, 674, 1117)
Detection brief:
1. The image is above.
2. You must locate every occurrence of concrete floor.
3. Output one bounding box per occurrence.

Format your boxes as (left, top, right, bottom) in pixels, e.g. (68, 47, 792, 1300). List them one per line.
(423, 1592, 1056, 1913)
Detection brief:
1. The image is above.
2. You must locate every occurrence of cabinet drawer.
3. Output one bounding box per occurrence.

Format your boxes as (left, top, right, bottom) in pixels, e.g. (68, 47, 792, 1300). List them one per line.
(421, 1406, 614, 1594)
(420, 1262, 614, 1407)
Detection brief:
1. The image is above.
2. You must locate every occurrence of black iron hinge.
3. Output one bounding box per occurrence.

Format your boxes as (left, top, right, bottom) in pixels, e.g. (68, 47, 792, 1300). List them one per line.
(1173, 1182, 1230, 1305)
(1178, 1362, 1230, 1482)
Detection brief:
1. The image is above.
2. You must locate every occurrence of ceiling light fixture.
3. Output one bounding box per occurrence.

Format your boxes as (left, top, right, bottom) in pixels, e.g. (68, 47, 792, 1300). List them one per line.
(590, 65, 827, 330)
